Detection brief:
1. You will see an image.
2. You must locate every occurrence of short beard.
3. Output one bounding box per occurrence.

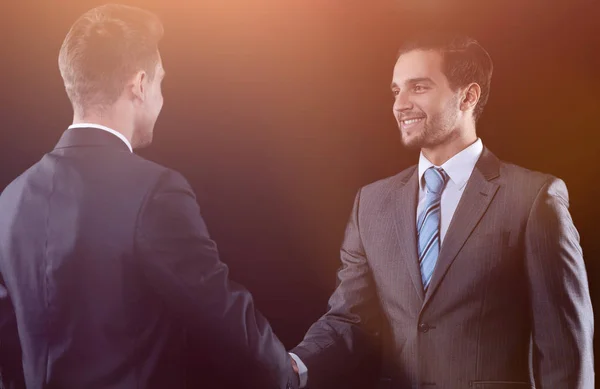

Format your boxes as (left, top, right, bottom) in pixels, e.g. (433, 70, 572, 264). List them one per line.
(400, 97, 459, 150)
(401, 121, 443, 150)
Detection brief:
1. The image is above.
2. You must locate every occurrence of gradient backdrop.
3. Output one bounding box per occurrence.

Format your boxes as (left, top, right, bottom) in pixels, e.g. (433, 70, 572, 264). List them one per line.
(2, 0, 599, 381)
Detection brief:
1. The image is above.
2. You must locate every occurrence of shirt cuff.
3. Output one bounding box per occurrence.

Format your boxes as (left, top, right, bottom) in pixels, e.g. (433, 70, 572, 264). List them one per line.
(289, 352, 308, 388)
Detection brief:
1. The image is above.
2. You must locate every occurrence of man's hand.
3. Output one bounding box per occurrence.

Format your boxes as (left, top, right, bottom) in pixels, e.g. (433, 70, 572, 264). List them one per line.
(289, 352, 307, 388)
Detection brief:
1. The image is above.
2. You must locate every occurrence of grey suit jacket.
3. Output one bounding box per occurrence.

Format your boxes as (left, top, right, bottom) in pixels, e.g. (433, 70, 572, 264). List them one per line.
(292, 148, 594, 389)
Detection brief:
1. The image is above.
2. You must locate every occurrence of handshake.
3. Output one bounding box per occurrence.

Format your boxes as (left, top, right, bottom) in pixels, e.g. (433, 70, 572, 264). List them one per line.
(291, 355, 300, 375)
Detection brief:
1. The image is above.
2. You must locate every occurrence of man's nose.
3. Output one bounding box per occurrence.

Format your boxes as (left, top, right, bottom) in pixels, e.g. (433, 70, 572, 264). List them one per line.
(393, 91, 413, 112)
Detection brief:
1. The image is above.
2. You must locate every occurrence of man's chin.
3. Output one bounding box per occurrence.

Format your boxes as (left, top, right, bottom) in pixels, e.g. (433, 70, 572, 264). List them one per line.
(136, 137, 153, 149)
(134, 141, 152, 150)
(131, 132, 153, 150)
(400, 134, 424, 150)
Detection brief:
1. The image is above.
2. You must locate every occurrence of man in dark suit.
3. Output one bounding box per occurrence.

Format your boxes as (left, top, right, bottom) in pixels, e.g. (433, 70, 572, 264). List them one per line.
(289, 34, 594, 389)
(0, 4, 298, 389)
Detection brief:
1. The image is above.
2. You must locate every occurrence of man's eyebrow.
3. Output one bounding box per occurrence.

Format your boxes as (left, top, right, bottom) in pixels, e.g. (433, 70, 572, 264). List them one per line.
(391, 77, 436, 89)
(407, 77, 435, 85)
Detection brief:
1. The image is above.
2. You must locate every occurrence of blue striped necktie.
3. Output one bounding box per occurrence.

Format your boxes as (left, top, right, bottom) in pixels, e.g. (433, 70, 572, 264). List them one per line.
(417, 167, 449, 291)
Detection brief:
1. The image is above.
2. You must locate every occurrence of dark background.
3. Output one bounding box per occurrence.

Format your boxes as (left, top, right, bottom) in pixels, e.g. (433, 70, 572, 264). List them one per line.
(2, 0, 599, 382)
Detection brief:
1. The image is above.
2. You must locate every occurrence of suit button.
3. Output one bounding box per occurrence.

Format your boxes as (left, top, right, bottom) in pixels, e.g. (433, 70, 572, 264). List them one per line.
(418, 323, 430, 333)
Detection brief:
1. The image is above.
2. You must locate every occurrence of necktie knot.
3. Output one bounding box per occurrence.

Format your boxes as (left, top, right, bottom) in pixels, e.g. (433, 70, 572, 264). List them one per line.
(424, 167, 449, 195)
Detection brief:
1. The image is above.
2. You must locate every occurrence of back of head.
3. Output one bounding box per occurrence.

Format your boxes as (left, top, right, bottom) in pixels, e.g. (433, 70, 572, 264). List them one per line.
(58, 4, 164, 115)
(398, 32, 493, 122)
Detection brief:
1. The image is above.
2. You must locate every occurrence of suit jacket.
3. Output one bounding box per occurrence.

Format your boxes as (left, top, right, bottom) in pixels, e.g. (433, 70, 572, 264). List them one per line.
(292, 148, 594, 389)
(0, 127, 298, 389)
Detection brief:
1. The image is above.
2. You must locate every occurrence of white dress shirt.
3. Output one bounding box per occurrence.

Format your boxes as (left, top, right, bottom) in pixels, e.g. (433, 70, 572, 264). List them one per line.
(416, 138, 483, 243)
(68, 123, 133, 153)
(291, 138, 484, 388)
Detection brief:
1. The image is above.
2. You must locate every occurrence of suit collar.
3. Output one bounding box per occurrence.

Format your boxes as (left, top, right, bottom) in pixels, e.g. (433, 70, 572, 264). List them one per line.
(474, 146, 501, 181)
(68, 123, 133, 152)
(54, 127, 132, 153)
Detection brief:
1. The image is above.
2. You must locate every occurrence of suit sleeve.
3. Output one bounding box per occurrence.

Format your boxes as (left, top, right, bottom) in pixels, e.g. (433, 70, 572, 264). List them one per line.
(0, 273, 25, 389)
(291, 188, 381, 388)
(134, 169, 298, 389)
(525, 177, 594, 389)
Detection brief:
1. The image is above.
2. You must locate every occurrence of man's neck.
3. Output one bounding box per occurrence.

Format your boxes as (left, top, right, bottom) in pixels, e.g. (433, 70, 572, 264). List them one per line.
(421, 133, 478, 166)
(72, 113, 133, 146)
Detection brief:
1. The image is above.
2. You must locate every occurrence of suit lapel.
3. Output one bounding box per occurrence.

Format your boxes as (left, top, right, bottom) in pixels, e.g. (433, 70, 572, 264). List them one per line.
(422, 148, 501, 307)
(392, 166, 424, 302)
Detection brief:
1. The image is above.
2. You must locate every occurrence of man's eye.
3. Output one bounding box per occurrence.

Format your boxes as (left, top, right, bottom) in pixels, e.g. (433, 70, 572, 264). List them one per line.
(413, 85, 426, 92)
(392, 90, 400, 96)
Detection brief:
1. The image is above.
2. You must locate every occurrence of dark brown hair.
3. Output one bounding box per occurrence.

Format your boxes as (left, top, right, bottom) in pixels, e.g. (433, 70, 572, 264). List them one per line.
(398, 33, 493, 122)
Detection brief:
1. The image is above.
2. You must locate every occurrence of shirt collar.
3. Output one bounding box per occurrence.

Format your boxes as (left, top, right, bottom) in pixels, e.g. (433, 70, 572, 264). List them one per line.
(68, 123, 133, 153)
(418, 138, 484, 191)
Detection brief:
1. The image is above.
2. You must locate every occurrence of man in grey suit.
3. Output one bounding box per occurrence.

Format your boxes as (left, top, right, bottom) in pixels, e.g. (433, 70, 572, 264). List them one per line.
(289, 34, 594, 388)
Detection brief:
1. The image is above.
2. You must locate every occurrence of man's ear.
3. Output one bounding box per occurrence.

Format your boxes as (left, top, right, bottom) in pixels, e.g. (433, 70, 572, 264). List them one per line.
(461, 82, 481, 112)
(128, 70, 147, 102)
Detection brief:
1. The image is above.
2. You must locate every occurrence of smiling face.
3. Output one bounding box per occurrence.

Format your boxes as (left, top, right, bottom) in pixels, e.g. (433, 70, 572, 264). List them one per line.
(391, 49, 463, 150)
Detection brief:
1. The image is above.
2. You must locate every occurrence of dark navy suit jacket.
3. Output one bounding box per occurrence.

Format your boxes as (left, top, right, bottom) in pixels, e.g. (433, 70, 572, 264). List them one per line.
(0, 127, 298, 389)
